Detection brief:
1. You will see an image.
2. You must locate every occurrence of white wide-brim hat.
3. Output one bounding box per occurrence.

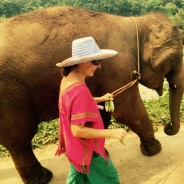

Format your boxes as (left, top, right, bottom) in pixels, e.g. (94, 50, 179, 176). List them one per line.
(56, 36, 118, 67)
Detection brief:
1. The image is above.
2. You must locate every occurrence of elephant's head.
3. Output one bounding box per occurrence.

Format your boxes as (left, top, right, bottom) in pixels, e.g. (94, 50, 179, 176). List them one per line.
(140, 17, 184, 135)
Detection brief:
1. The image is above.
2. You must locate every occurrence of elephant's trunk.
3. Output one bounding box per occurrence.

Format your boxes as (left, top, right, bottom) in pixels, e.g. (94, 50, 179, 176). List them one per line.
(164, 82, 184, 135)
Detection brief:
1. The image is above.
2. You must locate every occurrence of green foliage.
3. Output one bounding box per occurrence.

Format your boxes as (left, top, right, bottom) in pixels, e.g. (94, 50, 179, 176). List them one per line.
(108, 116, 130, 131)
(0, 0, 22, 17)
(170, 8, 184, 28)
(141, 0, 165, 13)
(0, 146, 9, 157)
(144, 96, 170, 128)
(32, 119, 59, 149)
(144, 86, 184, 125)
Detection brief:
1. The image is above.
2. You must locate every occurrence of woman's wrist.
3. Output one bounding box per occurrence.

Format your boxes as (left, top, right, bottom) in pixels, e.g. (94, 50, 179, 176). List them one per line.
(94, 97, 102, 103)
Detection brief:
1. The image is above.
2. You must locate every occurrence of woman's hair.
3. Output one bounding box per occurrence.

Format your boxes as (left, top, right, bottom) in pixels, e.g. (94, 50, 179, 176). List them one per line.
(61, 65, 78, 76)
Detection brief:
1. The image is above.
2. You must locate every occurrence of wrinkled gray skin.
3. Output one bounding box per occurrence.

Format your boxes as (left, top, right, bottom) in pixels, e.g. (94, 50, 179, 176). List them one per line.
(0, 6, 183, 184)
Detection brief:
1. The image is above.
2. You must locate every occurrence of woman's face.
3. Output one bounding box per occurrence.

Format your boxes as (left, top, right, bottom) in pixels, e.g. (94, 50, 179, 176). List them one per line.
(79, 61, 101, 77)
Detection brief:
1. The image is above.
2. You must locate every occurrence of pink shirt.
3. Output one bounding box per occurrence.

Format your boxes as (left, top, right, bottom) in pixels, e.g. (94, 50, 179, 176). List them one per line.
(55, 83, 107, 173)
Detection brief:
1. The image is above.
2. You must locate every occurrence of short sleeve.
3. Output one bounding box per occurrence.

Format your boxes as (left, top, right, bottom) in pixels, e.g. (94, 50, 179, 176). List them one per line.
(70, 90, 99, 124)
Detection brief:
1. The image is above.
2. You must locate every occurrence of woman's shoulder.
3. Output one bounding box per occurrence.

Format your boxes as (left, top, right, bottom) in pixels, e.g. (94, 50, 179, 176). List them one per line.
(61, 82, 89, 97)
(71, 83, 89, 96)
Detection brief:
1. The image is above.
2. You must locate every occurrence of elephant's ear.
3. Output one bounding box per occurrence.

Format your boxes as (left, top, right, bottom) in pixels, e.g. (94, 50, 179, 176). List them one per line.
(144, 23, 181, 71)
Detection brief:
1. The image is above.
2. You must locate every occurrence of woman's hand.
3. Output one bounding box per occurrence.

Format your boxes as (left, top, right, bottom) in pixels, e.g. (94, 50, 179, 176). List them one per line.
(108, 128, 127, 142)
(102, 93, 114, 101)
(94, 93, 114, 103)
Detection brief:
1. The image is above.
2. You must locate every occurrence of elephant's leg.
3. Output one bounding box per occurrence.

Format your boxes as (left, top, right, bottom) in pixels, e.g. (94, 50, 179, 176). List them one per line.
(7, 142, 52, 184)
(0, 89, 52, 184)
(118, 111, 162, 156)
(1, 117, 52, 184)
(114, 89, 161, 156)
(128, 116, 161, 156)
(126, 99, 161, 155)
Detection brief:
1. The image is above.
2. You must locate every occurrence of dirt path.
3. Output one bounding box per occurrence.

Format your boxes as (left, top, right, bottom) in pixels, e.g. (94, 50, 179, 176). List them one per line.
(1, 124, 184, 184)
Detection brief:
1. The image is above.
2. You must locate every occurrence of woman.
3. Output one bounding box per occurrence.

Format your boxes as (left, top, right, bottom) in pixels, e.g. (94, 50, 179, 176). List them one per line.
(55, 36, 126, 184)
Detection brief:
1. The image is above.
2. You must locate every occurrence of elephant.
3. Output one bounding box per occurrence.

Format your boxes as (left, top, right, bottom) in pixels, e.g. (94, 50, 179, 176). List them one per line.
(0, 6, 183, 184)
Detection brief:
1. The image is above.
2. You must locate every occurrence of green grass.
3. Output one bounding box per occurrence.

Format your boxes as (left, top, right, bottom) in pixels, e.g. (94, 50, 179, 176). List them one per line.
(0, 89, 183, 157)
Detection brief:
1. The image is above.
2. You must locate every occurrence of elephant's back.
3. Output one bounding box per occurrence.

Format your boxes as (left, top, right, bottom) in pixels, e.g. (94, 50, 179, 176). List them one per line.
(0, 6, 118, 71)
(0, 6, 109, 31)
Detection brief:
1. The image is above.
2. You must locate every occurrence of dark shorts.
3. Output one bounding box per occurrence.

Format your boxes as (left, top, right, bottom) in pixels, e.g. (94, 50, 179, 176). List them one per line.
(66, 152, 120, 184)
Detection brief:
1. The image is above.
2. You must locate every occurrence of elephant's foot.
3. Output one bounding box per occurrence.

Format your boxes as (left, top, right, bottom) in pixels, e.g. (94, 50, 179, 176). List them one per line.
(20, 165, 52, 184)
(140, 138, 162, 156)
(8, 142, 53, 184)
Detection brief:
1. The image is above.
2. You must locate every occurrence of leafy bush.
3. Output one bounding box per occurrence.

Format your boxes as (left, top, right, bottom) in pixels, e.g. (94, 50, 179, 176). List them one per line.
(0, 146, 8, 157)
(108, 116, 130, 130)
(32, 119, 59, 149)
(144, 86, 184, 125)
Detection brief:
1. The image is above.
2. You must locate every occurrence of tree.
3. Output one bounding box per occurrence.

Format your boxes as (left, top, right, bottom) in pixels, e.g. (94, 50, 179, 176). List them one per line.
(0, 0, 22, 18)
(170, 8, 184, 28)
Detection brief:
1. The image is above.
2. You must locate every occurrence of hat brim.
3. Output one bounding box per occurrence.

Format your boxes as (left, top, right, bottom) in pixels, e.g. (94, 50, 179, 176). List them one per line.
(56, 49, 118, 67)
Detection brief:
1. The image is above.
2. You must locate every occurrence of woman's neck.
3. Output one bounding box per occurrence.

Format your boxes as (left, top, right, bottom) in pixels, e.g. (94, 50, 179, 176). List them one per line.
(60, 69, 85, 95)
(66, 68, 86, 83)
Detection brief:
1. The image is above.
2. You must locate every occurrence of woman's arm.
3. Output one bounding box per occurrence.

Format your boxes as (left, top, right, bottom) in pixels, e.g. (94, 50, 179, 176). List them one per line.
(71, 123, 126, 140)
